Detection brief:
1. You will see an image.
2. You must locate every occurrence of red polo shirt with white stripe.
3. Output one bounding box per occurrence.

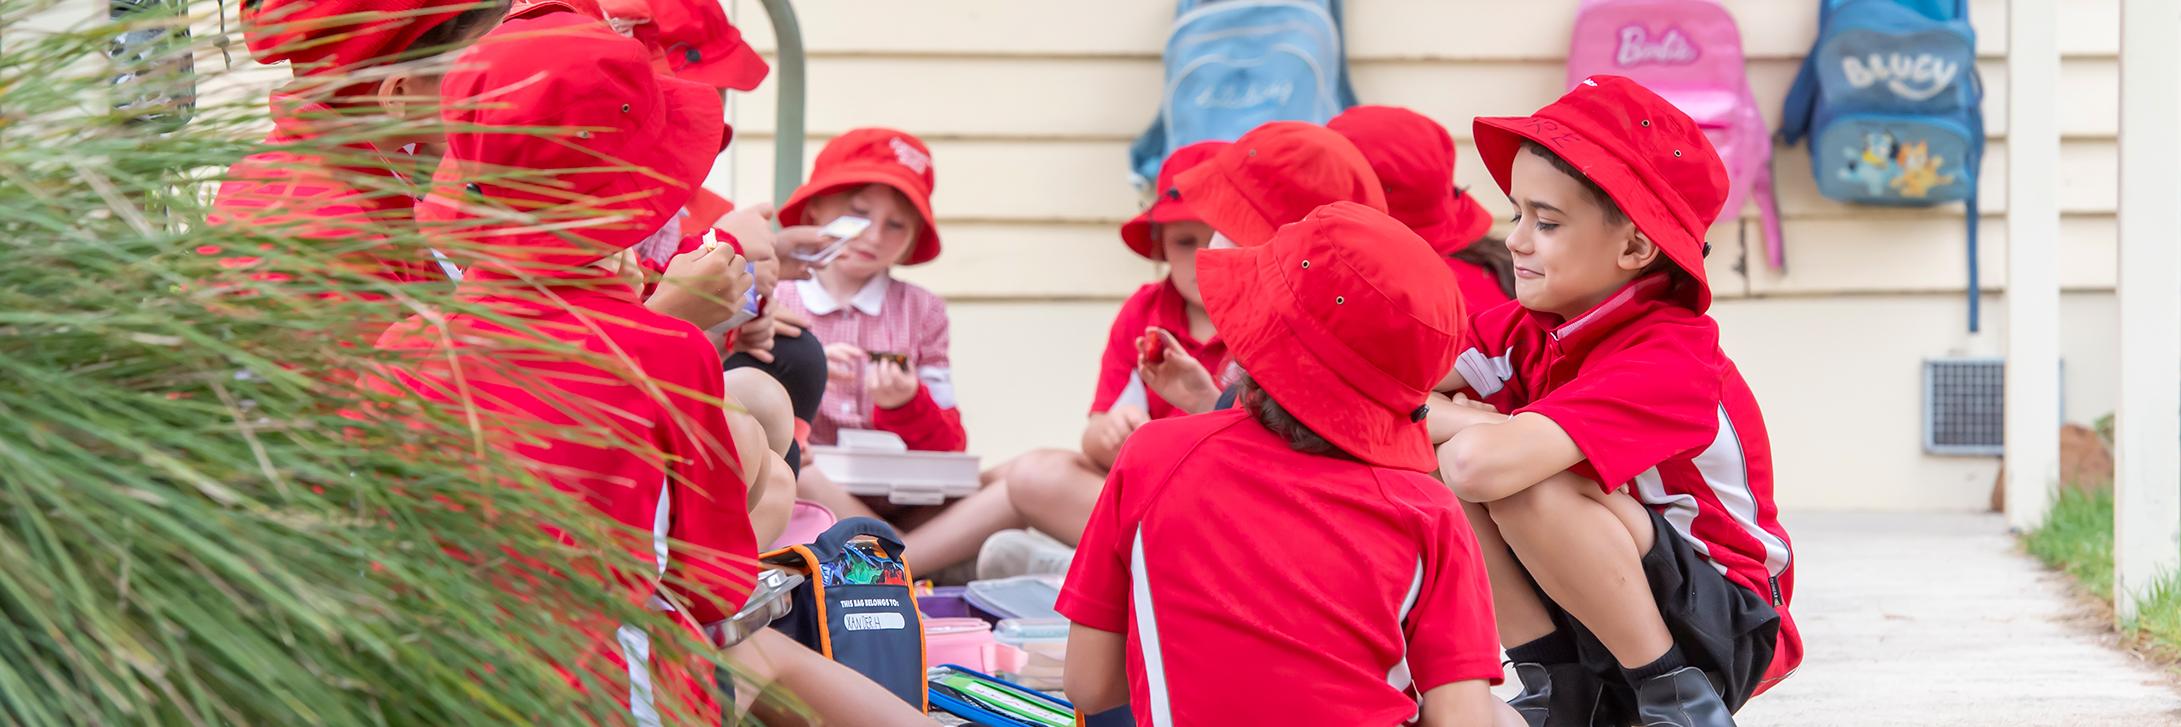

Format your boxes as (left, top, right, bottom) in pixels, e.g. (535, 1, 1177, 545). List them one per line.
(1454, 273, 1801, 693)
(1090, 280, 1229, 420)
(1058, 408, 1503, 727)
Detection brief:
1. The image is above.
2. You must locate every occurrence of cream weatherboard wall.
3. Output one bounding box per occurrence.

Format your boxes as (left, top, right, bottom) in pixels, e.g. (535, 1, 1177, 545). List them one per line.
(720, 0, 2120, 511)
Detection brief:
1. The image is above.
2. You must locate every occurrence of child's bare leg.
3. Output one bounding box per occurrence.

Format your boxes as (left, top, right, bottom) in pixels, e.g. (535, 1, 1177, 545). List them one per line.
(749, 455, 795, 547)
(1005, 448, 1108, 545)
(1459, 500, 1557, 646)
(795, 466, 880, 520)
(727, 629, 930, 727)
(903, 479, 1025, 575)
(1485, 470, 1670, 667)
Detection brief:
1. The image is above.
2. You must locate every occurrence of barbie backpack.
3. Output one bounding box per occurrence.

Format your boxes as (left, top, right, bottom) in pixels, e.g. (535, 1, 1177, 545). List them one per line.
(1568, 0, 1784, 269)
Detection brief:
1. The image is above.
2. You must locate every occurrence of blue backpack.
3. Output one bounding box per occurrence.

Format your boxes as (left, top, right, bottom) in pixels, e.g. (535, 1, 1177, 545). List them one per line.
(1127, 0, 1358, 189)
(1779, 0, 1985, 330)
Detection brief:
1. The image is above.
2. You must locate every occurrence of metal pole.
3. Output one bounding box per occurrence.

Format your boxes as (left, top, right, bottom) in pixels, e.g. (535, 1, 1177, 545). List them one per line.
(757, 0, 804, 210)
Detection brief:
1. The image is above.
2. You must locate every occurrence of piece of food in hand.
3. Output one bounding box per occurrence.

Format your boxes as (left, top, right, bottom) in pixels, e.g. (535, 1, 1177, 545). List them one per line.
(1141, 327, 1169, 365)
(867, 351, 910, 370)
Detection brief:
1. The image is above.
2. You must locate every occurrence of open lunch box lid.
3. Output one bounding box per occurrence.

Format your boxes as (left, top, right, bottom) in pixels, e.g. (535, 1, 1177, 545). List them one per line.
(811, 429, 982, 505)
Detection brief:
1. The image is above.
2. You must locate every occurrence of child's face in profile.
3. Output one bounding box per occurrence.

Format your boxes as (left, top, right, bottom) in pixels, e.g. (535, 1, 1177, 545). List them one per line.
(805, 184, 921, 281)
(1158, 220, 1214, 309)
(1504, 148, 1654, 318)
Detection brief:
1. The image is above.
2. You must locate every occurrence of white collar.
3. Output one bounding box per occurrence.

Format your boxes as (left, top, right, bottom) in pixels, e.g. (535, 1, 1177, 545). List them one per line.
(798, 274, 891, 316)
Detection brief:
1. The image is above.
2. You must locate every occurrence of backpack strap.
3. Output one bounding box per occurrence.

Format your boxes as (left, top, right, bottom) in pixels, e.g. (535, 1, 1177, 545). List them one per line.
(809, 516, 908, 562)
(1755, 157, 1787, 270)
(1778, 51, 1821, 145)
(1328, 0, 1359, 108)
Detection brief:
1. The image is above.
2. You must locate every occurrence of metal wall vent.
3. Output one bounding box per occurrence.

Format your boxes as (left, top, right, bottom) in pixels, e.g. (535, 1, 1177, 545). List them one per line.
(1924, 357, 2005, 455)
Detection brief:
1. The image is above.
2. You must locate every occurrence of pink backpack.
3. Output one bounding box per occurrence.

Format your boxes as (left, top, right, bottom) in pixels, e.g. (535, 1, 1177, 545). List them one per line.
(1567, 0, 1784, 269)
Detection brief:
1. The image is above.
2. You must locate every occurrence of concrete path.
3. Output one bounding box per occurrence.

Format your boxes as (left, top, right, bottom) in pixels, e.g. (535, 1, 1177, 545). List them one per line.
(1734, 512, 2181, 726)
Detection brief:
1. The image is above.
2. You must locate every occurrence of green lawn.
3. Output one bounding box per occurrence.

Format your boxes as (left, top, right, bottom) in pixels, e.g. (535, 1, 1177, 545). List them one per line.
(2024, 488, 2181, 658)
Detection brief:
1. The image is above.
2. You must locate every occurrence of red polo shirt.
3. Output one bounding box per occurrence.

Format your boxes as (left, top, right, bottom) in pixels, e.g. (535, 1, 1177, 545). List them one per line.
(364, 276, 760, 626)
(1090, 280, 1229, 419)
(1058, 408, 1503, 727)
(1454, 273, 1800, 693)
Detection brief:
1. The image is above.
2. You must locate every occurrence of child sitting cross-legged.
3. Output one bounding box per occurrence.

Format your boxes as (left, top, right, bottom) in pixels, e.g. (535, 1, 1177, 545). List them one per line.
(1060, 202, 1512, 727)
(1434, 76, 1800, 727)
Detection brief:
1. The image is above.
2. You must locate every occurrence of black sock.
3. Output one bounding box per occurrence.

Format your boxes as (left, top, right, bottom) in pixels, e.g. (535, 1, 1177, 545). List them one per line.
(1621, 644, 1688, 685)
(1505, 632, 1579, 665)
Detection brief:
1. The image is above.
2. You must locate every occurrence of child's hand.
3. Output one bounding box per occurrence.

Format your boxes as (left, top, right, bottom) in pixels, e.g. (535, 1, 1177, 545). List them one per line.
(824, 343, 867, 386)
(1428, 392, 1508, 444)
(774, 225, 828, 281)
(648, 245, 751, 331)
(868, 358, 920, 409)
(1136, 327, 1220, 414)
(772, 306, 810, 339)
(1087, 405, 1150, 459)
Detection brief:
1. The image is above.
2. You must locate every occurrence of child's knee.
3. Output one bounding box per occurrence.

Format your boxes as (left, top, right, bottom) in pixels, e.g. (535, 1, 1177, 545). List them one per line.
(1486, 470, 1603, 526)
(1006, 448, 1085, 505)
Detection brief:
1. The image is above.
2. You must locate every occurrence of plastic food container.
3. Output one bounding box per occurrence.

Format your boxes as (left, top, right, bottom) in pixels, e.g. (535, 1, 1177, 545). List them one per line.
(963, 575, 1064, 621)
(811, 429, 981, 505)
(919, 585, 971, 619)
(992, 617, 1070, 646)
(924, 618, 1024, 675)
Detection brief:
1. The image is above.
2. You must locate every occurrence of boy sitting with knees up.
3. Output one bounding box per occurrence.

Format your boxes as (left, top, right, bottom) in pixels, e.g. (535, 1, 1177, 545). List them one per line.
(1434, 76, 1798, 727)
(1061, 202, 1508, 727)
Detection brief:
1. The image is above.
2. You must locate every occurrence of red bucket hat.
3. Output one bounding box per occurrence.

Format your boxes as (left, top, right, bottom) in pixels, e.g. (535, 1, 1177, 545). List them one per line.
(778, 128, 942, 266)
(242, 0, 481, 76)
(1197, 202, 1467, 472)
(1172, 121, 1387, 248)
(417, 11, 726, 275)
(1473, 75, 1729, 312)
(601, 0, 771, 91)
(1328, 106, 1494, 256)
(1120, 140, 1229, 260)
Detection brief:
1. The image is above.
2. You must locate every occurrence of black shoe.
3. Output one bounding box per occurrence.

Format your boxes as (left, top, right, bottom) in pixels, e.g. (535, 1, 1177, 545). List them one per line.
(1631, 667, 1734, 727)
(1506, 662, 1610, 727)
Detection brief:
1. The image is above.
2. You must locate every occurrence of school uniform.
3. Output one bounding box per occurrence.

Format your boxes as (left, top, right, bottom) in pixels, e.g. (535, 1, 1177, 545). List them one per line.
(1090, 280, 1227, 420)
(773, 275, 964, 451)
(1061, 203, 1495, 727)
(772, 129, 966, 452)
(1457, 272, 1799, 705)
(1468, 75, 1799, 723)
(361, 11, 749, 723)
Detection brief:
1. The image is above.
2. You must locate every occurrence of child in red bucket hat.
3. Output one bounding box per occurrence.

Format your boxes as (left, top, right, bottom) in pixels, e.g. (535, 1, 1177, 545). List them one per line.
(1433, 76, 1798, 727)
(975, 141, 1233, 575)
(1328, 105, 1517, 314)
(362, 12, 757, 723)
(770, 129, 996, 573)
(1059, 202, 1510, 727)
(1135, 121, 1388, 417)
(207, 0, 509, 342)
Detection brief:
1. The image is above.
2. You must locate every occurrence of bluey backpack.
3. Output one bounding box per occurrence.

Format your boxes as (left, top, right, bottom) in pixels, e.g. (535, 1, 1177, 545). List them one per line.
(1568, 0, 1784, 270)
(1780, 0, 1983, 329)
(1127, 0, 1358, 190)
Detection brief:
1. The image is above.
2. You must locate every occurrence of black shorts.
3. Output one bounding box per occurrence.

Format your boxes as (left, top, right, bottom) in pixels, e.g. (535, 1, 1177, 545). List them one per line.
(1546, 509, 1781, 717)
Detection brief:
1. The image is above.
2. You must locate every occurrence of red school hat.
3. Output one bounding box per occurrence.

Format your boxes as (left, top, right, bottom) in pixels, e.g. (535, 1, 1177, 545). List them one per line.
(1196, 202, 1467, 472)
(600, 0, 771, 91)
(416, 11, 726, 274)
(1472, 75, 1729, 312)
(242, 0, 479, 76)
(1328, 105, 1494, 256)
(777, 128, 943, 266)
(1120, 140, 1230, 260)
(1172, 121, 1387, 248)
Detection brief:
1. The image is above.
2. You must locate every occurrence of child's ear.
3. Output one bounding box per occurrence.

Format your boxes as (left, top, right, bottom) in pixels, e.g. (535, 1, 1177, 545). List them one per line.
(375, 74, 417, 122)
(1619, 226, 1661, 272)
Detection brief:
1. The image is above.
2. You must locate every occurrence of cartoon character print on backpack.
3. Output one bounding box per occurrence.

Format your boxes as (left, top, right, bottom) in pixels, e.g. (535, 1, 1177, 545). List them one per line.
(1889, 140, 1954, 198)
(1840, 130, 1895, 197)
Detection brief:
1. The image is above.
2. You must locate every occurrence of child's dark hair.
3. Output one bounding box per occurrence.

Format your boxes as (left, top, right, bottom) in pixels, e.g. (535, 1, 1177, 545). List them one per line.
(1451, 235, 1516, 298)
(402, 0, 511, 57)
(1235, 373, 1345, 459)
(1519, 139, 1627, 228)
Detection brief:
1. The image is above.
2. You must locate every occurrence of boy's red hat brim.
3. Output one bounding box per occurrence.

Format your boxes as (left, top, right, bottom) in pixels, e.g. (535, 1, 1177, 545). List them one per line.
(1472, 76, 1727, 313)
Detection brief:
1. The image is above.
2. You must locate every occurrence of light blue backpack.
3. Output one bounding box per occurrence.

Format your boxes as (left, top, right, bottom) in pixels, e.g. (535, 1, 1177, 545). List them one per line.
(1779, 0, 1984, 329)
(1127, 0, 1358, 190)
